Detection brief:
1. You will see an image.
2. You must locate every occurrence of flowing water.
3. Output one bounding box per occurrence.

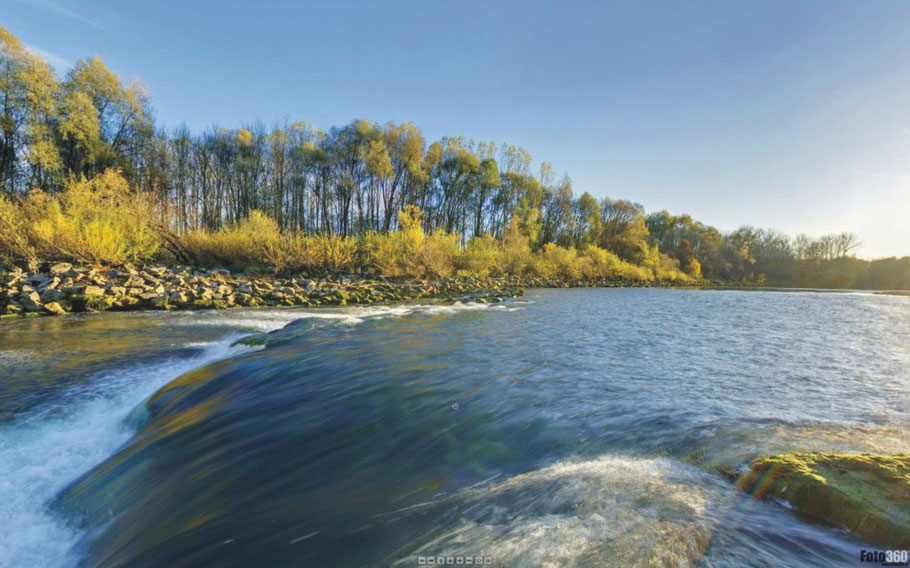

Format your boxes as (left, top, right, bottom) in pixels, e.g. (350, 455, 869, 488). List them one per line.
(0, 289, 908, 567)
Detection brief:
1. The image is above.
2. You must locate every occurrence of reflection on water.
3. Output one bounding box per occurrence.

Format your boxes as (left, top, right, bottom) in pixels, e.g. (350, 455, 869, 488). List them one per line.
(0, 290, 908, 567)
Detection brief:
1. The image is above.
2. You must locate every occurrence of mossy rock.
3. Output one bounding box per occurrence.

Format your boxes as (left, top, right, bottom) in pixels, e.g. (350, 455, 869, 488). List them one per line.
(736, 452, 910, 547)
(232, 333, 267, 347)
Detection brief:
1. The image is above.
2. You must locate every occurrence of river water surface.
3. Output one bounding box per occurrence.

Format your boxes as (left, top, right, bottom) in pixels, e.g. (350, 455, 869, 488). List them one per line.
(1, 288, 908, 567)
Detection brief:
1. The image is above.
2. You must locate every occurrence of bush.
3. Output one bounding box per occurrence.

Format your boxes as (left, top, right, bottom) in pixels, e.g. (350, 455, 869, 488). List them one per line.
(459, 234, 500, 276)
(0, 185, 699, 284)
(287, 234, 358, 272)
(530, 243, 580, 280)
(361, 206, 427, 277)
(181, 210, 283, 269)
(0, 193, 35, 261)
(422, 229, 459, 277)
(500, 216, 531, 276)
(26, 170, 160, 263)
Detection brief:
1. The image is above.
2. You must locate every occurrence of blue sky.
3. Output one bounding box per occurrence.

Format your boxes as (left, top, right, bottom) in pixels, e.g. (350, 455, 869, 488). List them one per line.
(4, 0, 910, 257)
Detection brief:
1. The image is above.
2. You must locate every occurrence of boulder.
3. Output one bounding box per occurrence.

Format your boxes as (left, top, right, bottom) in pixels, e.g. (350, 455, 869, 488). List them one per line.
(47, 262, 73, 274)
(40, 289, 66, 303)
(83, 285, 105, 297)
(19, 291, 42, 311)
(43, 301, 68, 315)
(147, 295, 170, 310)
(737, 452, 910, 547)
(169, 291, 188, 304)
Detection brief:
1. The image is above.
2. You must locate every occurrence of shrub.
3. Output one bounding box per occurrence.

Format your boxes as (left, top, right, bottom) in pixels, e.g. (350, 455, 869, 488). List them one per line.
(26, 170, 160, 263)
(0, 193, 35, 261)
(283, 233, 358, 272)
(181, 210, 283, 269)
(500, 216, 531, 276)
(422, 229, 459, 277)
(530, 243, 580, 280)
(459, 234, 500, 276)
(683, 257, 702, 279)
(361, 206, 427, 277)
(313, 234, 358, 272)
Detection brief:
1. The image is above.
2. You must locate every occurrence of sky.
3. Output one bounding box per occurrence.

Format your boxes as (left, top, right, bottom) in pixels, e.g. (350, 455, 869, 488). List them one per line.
(3, 0, 910, 257)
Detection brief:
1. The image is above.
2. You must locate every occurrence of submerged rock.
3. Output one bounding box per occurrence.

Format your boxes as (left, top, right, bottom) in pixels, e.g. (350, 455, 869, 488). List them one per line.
(736, 452, 910, 547)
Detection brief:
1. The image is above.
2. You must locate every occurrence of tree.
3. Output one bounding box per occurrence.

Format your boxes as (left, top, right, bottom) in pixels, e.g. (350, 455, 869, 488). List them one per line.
(0, 26, 61, 192)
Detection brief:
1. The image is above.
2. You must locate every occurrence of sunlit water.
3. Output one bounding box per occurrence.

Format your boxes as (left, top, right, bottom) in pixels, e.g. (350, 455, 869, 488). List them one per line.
(0, 289, 908, 567)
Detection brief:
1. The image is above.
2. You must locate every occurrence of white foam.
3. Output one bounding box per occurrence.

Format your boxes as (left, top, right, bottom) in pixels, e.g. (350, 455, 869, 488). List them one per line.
(0, 340, 255, 568)
(396, 455, 735, 567)
(170, 301, 507, 330)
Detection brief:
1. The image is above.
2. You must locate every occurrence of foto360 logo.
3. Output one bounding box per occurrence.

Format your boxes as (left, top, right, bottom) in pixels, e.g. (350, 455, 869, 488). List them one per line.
(860, 549, 909, 566)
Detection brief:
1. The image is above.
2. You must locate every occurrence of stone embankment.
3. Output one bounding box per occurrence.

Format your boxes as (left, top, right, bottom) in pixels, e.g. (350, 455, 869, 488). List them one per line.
(0, 263, 524, 318)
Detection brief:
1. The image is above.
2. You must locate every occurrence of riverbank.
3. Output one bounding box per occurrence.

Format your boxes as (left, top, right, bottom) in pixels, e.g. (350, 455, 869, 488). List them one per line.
(0, 263, 521, 318)
(0, 262, 714, 319)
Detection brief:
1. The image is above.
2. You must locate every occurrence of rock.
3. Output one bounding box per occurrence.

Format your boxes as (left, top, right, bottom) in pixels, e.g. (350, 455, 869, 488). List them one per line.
(36, 276, 61, 291)
(736, 452, 910, 548)
(49, 262, 72, 274)
(27, 273, 50, 288)
(2, 302, 23, 316)
(43, 302, 68, 315)
(169, 291, 188, 304)
(83, 285, 105, 296)
(40, 289, 66, 303)
(147, 295, 170, 310)
(232, 333, 267, 347)
(19, 291, 42, 312)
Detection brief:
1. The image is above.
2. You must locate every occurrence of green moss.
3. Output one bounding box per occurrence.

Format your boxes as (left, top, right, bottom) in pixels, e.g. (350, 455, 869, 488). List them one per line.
(737, 452, 910, 547)
(231, 333, 267, 347)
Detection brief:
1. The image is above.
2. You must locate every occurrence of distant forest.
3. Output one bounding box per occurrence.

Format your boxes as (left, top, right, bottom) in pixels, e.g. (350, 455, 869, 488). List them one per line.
(1, 26, 908, 289)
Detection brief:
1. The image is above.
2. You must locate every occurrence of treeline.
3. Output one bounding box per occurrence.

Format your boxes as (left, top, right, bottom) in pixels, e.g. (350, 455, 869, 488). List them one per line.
(1, 26, 908, 288)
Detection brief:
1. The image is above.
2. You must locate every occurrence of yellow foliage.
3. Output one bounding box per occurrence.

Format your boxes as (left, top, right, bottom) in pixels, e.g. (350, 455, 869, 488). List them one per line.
(0, 193, 35, 261)
(684, 257, 702, 279)
(421, 230, 459, 277)
(182, 210, 285, 269)
(23, 169, 160, 263)
(459, 234, 500, 277)
(308, 234, 357, 272)
(360, 206, 428, 276)
(500, 216, 531, 276)
(398, 205, 425, 249)
(530, 243, 580, 280)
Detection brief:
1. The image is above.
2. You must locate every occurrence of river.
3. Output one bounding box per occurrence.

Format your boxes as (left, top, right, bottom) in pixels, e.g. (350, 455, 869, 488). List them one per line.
(1, 288, 908, 567)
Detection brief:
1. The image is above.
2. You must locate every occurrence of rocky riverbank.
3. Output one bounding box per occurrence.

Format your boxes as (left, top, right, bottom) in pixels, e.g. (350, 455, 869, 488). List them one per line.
(0, 263, 532, 318)
(0, 262, 710, 319)
(0, 264, 524, 317)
